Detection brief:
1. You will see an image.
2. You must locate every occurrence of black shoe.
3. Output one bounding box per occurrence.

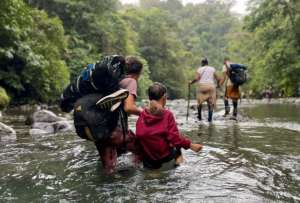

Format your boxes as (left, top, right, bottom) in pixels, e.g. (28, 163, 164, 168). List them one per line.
(197, 105, 202, 121)
(208, 111, 213, 122)
(233, 109, 237, 117)
(223, 111, 230, 117)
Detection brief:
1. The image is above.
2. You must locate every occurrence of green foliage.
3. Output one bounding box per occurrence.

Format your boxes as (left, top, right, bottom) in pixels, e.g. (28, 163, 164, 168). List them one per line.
(136, 8, 187, 98)
(5, 0, 281, 103)
(0, 0, 69, 103)
(122, 0, 238, 98)
(178, 1, 237, 68)
(27, 0, 136, 79)
(0, 87, 10, 110)
(136, 57, 153, 98)
(227, 0, 300, 96)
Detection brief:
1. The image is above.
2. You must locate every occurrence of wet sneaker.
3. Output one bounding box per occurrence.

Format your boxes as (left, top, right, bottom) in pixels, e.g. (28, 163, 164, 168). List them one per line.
(96, 89, 129, 112)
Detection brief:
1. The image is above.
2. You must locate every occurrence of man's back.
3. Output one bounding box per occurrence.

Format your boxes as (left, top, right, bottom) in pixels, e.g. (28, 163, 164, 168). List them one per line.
(197, 65, 216, 85)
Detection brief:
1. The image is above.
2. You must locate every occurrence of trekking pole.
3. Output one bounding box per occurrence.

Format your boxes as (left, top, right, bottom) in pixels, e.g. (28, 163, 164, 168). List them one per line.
(186, 83, 191, 121)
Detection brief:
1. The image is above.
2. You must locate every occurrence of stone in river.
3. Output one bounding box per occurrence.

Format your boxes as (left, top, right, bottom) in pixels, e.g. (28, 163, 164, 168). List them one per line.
(0, 122, 16, 136)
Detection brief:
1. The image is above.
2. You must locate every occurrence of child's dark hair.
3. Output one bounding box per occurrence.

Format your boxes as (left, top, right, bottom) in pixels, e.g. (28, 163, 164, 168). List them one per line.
(125, 56, 143, 75)
(148, 82, 167, 101)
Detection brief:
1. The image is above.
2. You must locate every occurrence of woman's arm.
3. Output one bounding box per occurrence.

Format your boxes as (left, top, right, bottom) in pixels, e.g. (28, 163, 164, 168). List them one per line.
(189, 72, 201, 84)
(123, 94, 142, 116)
(219, 68, 228, 86)
(214, 72, 221, 83)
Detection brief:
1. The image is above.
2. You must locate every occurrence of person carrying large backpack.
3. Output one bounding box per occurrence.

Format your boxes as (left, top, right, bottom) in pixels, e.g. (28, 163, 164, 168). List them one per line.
(220, 57, 247, 120)
(94, 56, 143, 174)
(60, 55, 143, 174)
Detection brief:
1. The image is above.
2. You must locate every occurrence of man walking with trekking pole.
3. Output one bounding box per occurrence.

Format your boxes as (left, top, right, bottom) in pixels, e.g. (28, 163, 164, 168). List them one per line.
(189, 58, 221, 122)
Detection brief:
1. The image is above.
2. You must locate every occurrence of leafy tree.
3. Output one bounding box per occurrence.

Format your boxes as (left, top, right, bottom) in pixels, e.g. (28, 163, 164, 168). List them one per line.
(137, 8, 188, 98)
(241, 0, 300, 96)
(27, 0, 136, 78)
(0, 0, 69, 103)
(0, 87, 10, 110)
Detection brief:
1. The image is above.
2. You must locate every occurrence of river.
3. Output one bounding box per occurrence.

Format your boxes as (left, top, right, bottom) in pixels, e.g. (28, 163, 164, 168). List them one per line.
(0, 100, 299, 202)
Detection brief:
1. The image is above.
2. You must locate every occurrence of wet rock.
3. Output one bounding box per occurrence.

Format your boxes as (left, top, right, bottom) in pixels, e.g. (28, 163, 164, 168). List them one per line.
(30, 121, 74, 135)
(53, 120, 74, 133)
(29, 128, 49, 135)
(29, 110, 74, 135)
(0, 122, 16, 136)
(32, 110, 66, 123)
(32, 122, 55, 134)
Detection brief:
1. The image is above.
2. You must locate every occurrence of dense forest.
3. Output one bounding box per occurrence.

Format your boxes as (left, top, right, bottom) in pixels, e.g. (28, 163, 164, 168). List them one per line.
(0, 0, 300, 109)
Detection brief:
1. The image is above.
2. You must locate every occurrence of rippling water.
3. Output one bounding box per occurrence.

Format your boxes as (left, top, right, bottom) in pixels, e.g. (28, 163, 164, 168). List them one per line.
(0, 101, 299, 202)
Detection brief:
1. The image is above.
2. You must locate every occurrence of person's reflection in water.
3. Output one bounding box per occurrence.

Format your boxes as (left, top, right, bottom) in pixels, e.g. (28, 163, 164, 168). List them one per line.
(196, 123, 217, 144)
(231, 124, 241, 150)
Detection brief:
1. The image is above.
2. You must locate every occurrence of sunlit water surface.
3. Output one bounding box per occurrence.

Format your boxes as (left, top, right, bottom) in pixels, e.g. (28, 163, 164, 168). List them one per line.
(0, 101, 299, 202)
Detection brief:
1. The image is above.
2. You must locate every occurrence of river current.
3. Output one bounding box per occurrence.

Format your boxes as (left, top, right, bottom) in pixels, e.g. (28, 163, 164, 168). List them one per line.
(0, 100, 299, 202)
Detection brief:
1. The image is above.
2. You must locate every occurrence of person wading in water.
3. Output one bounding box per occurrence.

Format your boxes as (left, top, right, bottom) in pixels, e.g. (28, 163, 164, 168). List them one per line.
(72, 56, 143, 174)
(136, 82, 203, 169)
(220, 57, 241, 120)
(95, 56, 143, 173)
(189, 58, 221, 122)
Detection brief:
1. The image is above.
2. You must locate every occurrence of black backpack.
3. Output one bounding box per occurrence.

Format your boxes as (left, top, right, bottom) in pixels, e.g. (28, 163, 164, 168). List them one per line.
(229, 64, 247, 87)
(73, 93, 121, 142)
(60, 55, 126, 113)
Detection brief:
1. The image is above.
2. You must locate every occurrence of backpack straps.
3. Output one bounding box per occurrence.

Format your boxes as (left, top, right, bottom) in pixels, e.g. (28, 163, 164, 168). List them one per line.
(76, 75, 82, 95)
(88, 64, 99, 91)
(119, 108, 128, 152)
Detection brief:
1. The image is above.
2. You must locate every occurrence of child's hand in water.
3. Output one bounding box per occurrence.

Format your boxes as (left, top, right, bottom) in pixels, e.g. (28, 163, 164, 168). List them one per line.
(190, 143, 203, 152)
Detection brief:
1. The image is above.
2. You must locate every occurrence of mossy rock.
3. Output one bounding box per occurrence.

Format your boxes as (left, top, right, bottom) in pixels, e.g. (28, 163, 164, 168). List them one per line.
(0, 87, 10, 110)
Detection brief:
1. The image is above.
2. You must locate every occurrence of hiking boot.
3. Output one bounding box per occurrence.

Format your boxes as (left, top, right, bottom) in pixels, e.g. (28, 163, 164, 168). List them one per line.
(197, 105, 202, 121)
(233, 108, 238, 117)
(96, 89, 129, 111)
(230, 109, 238, 120)
(208, 110, 213, 122)
(223, 111, 230, 117)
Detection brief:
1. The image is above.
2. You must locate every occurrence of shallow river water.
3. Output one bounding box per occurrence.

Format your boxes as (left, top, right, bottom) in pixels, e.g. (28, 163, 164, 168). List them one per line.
(0, 100, 299, 202)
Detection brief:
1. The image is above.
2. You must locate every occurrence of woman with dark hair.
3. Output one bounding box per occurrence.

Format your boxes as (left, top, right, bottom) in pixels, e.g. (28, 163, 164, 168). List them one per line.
(94, 56, 144, 173)
(189, 58, 221, 122)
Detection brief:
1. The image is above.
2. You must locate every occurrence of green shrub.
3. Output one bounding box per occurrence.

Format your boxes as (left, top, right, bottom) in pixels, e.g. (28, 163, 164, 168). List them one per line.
(0, 87, 10, 110)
